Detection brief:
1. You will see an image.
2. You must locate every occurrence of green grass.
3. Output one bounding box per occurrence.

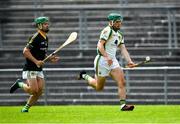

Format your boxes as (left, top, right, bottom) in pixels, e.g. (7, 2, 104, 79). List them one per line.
(0, 105, 180, 124)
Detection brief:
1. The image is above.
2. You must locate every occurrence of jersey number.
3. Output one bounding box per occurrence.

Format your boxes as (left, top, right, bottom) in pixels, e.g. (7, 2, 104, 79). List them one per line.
(114, 40, 118, 45)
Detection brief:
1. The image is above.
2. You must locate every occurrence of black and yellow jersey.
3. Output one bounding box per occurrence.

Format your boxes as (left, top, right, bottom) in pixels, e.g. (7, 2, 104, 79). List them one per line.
(23, 31, 48, 71)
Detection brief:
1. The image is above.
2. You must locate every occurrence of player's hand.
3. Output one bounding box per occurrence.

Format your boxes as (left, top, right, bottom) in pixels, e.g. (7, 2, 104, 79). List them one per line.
(36, 60, 44, 68)
(126, 62, 136, 68)
(49, 55, 60, 63)
(105, 56, 113, 66)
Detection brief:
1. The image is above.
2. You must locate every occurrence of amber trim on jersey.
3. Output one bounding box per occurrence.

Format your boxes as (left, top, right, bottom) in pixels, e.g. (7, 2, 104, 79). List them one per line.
(28, 32, 39, 44)
(38, 30, 47, 39)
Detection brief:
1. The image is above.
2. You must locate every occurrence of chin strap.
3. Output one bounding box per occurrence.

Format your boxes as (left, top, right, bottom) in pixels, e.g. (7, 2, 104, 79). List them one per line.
(37, 24, 42, 29)
(109, 20, 114, 27)
(109, 21, 119, 32)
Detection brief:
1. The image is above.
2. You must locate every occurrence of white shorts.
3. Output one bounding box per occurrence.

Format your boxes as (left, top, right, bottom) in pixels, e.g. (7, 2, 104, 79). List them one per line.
(22, 71, 44, 79)
(94, 55, 120, 77)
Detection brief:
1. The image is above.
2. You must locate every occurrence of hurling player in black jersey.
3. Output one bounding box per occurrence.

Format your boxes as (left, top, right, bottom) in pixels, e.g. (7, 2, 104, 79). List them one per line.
(10, 17, 59, 112)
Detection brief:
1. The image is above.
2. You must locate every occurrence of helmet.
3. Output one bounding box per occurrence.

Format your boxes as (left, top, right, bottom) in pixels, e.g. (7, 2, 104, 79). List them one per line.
(34, 16, 49, 24)
(107, 13, 123, 22)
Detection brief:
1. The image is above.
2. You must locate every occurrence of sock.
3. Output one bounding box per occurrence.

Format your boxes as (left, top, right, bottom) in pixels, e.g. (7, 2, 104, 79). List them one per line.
(82, 74, 92, 81)
(23, 104, 31, 110)
(18, 82, 25, 88)
(120, 99, 126, 105)
(120, 99, 126, 109)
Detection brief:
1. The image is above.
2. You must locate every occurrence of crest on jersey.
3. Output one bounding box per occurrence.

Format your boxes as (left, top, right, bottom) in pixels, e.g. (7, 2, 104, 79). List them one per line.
(103, 30, 108, 34)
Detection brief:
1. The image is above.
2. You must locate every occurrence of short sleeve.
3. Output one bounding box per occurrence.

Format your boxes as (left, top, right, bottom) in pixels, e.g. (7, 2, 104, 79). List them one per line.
(25, 33, 38, 49)
(100, 26, 112, 41)
(26, 36, 37, 50)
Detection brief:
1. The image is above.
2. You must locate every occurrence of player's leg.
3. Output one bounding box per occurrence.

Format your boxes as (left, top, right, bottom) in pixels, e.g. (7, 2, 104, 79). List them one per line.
(10, 71, 36, 94)
(93, 75, 106, 91)
(21, 78, 39, 112)
(22, 71, 45, 112)
(28, 77, 44, 106)
(79, 55, 110, 90)
(77, 55, 108, 91)
(110, 67, 134, 111)
(10, 79, 36, 94)
(10, 79, 24, 93)
(36, 76, 44, 99)
(78, 71, 106, 91)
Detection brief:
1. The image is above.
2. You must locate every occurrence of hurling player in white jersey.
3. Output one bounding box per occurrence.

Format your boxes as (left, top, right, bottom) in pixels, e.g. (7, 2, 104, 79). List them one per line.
(78, 13, 136, 111)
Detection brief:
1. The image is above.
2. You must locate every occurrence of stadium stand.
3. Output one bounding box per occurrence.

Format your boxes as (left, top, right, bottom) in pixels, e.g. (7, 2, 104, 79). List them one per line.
(0, 0, 180, 105)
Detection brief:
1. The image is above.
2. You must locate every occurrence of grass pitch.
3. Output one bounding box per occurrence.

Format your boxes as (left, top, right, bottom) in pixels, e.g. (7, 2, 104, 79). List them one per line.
(0, 105, 180, 124)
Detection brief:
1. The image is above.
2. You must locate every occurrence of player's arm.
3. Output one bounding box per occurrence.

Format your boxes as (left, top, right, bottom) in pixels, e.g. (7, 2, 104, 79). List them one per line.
(97, 40, 112, 66)
(23, 47, 44, 67)
(119, 44, 136, 68)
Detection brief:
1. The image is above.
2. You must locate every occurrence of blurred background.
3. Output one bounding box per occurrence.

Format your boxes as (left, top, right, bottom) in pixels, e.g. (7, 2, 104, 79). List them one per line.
(0, 0, 180, 106)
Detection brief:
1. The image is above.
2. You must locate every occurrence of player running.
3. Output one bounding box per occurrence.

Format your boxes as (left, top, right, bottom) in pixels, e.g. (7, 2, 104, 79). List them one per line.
(10, 16, 59, 112)
(78, 13, 136, 111)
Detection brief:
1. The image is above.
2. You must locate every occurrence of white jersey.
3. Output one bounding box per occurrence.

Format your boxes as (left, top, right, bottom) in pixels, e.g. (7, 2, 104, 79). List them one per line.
(97, 26, 124, 58)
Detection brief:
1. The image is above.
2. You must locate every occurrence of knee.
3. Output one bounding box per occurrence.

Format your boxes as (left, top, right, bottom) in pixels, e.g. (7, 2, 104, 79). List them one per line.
(27, 87, 39, 95)
(25, 86, 36, 94)
(30, 89, 39, 95)
(31, 89, 43, 96)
